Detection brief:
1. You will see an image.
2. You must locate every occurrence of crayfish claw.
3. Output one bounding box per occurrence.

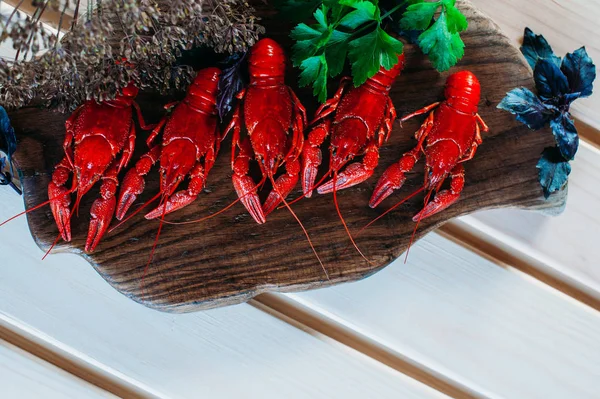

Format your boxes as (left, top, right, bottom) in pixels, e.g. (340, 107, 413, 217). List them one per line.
(86, 196, 116, 252)
(233, 174, 266, 224)
(369, 162, 409, 208)
(263, 172, 299, 217)
(412, 189, 459, 222)
(116, 169, 146, 220)
(145, 191, 197, 220)
(48, 182, 72, 242)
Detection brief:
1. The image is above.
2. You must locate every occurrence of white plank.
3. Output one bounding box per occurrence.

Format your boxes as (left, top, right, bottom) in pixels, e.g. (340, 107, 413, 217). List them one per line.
(473, 0, 600, 129)
(0, 338, 116, 399)
(290, 233, 600, 399)
(0, 192, 446, 399)
(459, 141, 600, 298)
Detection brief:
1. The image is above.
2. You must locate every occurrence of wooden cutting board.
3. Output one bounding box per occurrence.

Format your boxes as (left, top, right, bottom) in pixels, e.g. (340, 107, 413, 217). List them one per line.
(7, 0, 565, 312)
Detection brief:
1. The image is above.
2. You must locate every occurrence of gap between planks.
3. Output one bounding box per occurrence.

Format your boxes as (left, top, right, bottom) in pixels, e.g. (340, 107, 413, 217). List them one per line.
(0, 316, 158, 399)
(437, 124, 600, 312)
(438, 221, 600, 313)
(250, 293, 479, 399)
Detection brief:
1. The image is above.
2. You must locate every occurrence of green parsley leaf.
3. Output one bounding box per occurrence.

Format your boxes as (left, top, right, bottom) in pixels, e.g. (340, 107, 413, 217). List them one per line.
(339, 0, 378, 29)
(400, 1, 440, 31)
(298, 55, 329, 102)
(442, 0, 468, 33)
(325, 40, 349, 77)
(348, 27, 404, 85)
(290, 23, 324, 66)
(400, 0, 468, 71)
(417, 12, 465, 72)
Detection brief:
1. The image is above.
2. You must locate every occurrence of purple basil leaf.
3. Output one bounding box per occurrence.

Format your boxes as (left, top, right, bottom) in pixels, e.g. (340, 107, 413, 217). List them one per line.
(521, 27, 561, 70)
(537, 146, 571, 199)
(497, 87, 555, 129)
(550, 112, 579, 160)
(217, 52, 248, 120)
(534, 59, 570, 100)
(561, 47, 596, 98)
(564, 92, 582, 105)
(0, 106, 17, 176)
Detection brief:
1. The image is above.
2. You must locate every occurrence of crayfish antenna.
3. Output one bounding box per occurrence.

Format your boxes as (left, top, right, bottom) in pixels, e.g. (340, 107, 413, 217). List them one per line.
(269, 174, 329, 280)
(108, 191, 162, 233)
(338, 185, 426, 259)
(404, 188, 434, 263)
(0, 187, 74, 227)
(42, 232, 62, 261)
(332, 171, 373, 266)
(163, 176, 268, 226)
(141, 194, 168, 299)
(357, 186, 426, 237)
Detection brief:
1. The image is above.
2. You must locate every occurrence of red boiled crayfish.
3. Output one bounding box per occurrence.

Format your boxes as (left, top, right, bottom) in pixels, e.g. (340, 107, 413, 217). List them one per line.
(297, 55, 405, 261)
(225, 38, 307, 224)
(301, 54, 405, 198)
(47, 83, 152, 252)
(225, 38, 326, 276)
(115, 68, 222, 224)
(370, 70, 489, 221)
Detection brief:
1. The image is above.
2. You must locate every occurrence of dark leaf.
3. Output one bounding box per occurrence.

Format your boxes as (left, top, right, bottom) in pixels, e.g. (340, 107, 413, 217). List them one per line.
(534, 59, 570, 100)
(561, 47, 596, 98)
(564, 92, 582, 105)
(392, 27, 422, 44)
(550, 112, 579, 160)
(382, 1, 424, 44)
(217, 52, 248, 120)
(0, 106, 17, 176)
(275, 0, 323, 23)
(520, 27, 561, 70)
(537, 147, 571, 199)
(497, 87, 555, 130)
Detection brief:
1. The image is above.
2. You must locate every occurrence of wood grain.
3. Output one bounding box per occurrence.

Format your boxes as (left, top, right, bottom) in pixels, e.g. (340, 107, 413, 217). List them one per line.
(8, 0, 564, 312)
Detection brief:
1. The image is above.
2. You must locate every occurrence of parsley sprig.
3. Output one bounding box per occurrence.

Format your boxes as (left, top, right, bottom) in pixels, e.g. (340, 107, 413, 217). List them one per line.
(400, 0, 468, 72)
(291, 0, 404, 102)
(285, 0, 469, 102)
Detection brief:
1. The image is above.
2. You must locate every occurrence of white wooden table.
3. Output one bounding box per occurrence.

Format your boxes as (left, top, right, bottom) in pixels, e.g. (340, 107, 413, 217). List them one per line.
(1, 1, 600, 398)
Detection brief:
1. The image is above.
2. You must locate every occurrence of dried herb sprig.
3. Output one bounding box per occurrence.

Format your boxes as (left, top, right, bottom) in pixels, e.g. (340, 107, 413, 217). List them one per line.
(0, 0, 265, 112)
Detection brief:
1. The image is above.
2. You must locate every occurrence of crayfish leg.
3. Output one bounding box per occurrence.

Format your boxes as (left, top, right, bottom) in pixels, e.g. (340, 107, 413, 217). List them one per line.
(263, 157, 300, 217)
(86, 160, 120, 252)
